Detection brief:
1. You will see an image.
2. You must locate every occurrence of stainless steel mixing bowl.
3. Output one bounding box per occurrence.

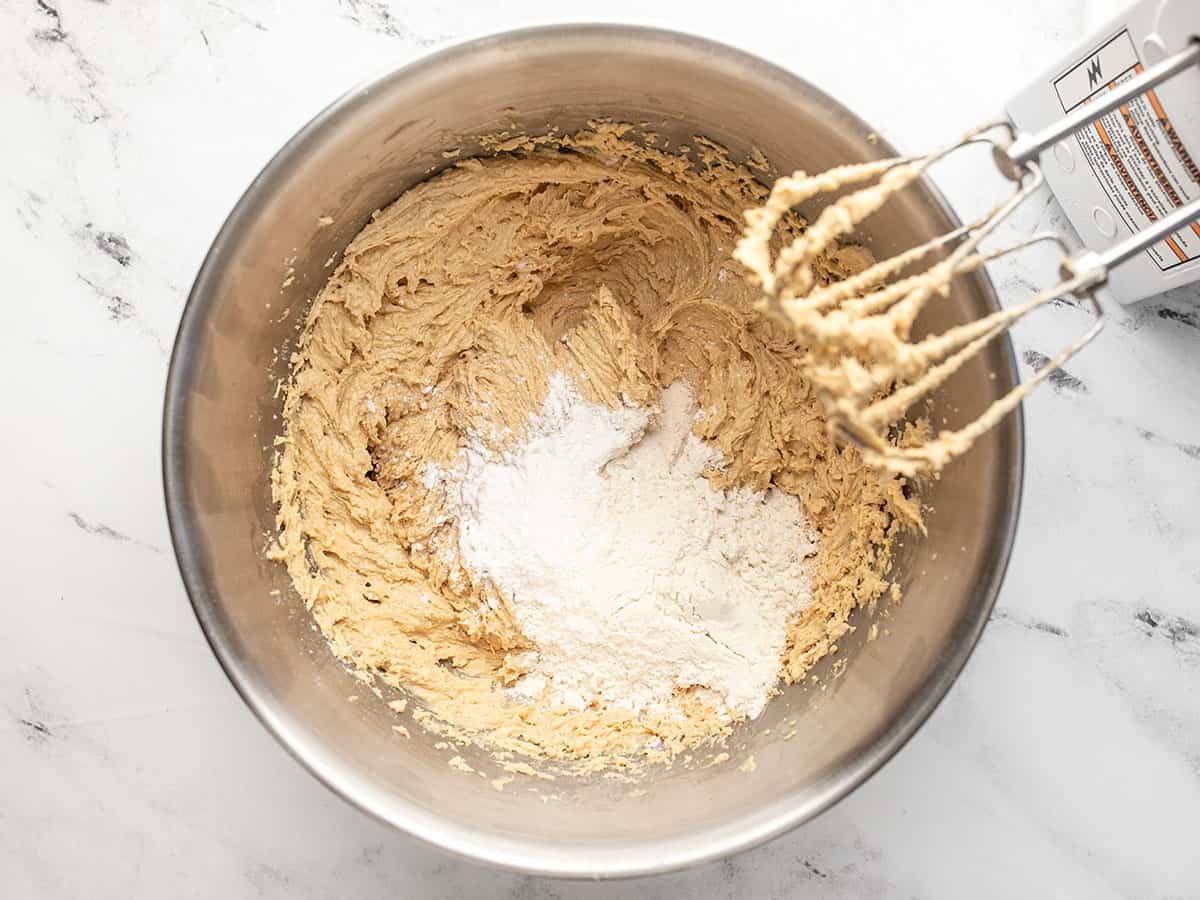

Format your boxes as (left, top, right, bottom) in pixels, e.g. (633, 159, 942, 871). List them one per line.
(163, 25, 1023, 878)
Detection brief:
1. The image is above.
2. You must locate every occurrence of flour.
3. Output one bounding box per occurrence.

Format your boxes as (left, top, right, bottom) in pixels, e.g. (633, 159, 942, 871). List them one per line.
(434, 374, 817, 721)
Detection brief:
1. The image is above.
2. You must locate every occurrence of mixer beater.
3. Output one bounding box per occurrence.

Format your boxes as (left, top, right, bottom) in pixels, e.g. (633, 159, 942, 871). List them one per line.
(735, 41, 1200, 476)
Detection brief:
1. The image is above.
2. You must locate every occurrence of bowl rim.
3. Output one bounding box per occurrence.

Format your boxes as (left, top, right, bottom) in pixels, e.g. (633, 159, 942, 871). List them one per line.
(162, 22, 1024, 879)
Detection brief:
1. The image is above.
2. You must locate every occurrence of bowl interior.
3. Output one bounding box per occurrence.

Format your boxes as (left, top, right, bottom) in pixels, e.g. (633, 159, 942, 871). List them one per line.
(165, 26, 1021, 877)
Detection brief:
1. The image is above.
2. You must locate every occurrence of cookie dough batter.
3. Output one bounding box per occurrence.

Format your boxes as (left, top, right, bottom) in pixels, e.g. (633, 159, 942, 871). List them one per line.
(270, 125, 921, 767)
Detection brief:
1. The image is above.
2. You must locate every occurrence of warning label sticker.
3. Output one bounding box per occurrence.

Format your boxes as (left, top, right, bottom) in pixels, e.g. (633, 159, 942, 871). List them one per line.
(1054, 30, 1200, 271)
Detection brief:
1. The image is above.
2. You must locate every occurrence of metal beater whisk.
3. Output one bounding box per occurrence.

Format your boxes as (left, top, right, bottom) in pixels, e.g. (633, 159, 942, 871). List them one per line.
(735, 42, 1200, 476)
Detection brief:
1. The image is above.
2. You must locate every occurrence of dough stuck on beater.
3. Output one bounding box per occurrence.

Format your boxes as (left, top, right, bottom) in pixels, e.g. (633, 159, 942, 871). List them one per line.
(734, 127, 1104, 476)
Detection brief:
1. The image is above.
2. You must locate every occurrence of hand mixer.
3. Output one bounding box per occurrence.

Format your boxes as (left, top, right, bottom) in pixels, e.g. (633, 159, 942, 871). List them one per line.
(735, 0, 1200, 475)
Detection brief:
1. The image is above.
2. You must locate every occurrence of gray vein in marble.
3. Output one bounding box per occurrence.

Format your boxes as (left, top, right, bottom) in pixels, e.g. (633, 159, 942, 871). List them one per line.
(339, 0, 405, 38)
(68, 510, 132, 541)
(1134, 426, 1200, 462)
(1120, 289, 1200, 333)
(88, 226, 132, 267)
(207, 0, 267, 33)
(997, 270, 1042, 296)
(17, 717, 53, 742)
(801, 860, 829, 879)
(991, 607, 1069, 638)
(68, 510, 133, 542)
(28, 0, 107, 123)
(1020, 349, 1088, 393)
(68, 512, 162, 553)
(15, 688, 56, 745)
(1134, 609, 1199, 657)
(338, 0, 450, 47)
(78, 275, 133, 321)
(997, 268, 1085, 310)
(1051, 293, 1085, 310)
(74, 253, 169, 354)
(33, 0, 64, 43)
(14, 188, 46, 231)
(1153, 305, 1199, 331)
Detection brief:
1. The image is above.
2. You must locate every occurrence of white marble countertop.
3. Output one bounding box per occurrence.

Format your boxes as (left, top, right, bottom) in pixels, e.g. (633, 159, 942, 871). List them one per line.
(3, 0, 1198, 896)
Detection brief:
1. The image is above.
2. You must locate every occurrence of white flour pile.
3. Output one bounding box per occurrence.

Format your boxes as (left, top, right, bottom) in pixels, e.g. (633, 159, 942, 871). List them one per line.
(436, 375, 817, 721)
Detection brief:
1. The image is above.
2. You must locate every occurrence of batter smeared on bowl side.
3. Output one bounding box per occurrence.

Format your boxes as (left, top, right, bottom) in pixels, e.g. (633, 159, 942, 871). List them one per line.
(269, 124, 922, 770)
